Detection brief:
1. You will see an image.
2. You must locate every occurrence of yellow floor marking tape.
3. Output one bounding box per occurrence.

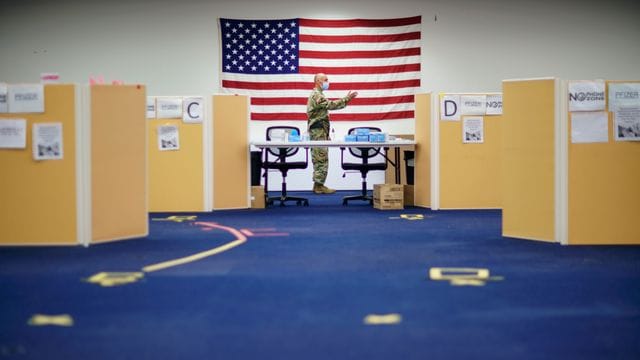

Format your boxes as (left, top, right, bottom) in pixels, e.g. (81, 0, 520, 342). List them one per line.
(429, 267, 490, 281)
(141, 222, 248, 273)
(151, 215, 197, 223)
(28, 314, 74, 327)
(428, 267, 504, 286)
(363, 313, 402, 325)
(86, 272, 144, 287)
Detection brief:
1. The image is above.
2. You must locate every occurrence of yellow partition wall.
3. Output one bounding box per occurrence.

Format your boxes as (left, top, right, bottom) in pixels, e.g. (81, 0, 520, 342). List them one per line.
(502, 79, 557, 242)
(91, 85, 148, 242)
(414, 93, 431, 208)
(147, 116, 204, 212)
(212, 95, 249, 209)
(0, 84, 78, 245)
(439, 94, 502, 209)
(568, 80, 640, 245)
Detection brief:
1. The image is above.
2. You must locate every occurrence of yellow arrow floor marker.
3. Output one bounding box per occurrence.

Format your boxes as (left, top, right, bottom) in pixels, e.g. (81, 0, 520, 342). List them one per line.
(363, 313, 402, 325)
(28, 314, 74, 327)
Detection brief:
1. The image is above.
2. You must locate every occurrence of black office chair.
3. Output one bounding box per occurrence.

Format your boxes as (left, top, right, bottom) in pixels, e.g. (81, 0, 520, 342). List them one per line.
(262, 126, 309, 207)
(340, 127, 388, 205)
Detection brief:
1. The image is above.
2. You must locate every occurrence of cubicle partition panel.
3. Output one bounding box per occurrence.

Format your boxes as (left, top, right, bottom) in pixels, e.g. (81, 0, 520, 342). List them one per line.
(0, 84, 79, 245)
(90, 85, 148, 243)
(414, 93, 431, 208)
(567, 80, 640, 245)
(147, 100, 205, 212)
(212, 94, 249, 210)
(0, 84, 148, 245)
(501, 78, 558, 242)
(438, 93, 503, 209)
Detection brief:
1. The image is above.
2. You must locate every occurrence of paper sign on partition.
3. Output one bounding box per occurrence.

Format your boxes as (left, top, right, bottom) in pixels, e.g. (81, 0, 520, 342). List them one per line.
(462, 116, 484, 143)
(156, 97, 182, 119)
(460, 95, 486, 115)
(33, 122, 63, 160)
(614, 106, 640, 141)
(183, 97, 203, 123)
(158, 125, 180, 151)
(571, 111, 608, 143)
(8, 84, 44, 113)
(146, 97, 156, 119)
(568, 81, 605, 112)
(0, 83, 8, 113)
(608, 83, 640, 111)
(441, 95, 460, 121)
(485, 94, 503, 115)
(0, 119, 27, 149)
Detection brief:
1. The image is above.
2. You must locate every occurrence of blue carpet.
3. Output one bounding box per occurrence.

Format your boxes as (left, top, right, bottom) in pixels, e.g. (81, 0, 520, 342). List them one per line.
(1, 191, 639, 359)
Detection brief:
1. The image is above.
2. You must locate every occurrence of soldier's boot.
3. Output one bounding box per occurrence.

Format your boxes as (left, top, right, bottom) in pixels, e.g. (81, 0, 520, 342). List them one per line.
(313, 183, 336, 194)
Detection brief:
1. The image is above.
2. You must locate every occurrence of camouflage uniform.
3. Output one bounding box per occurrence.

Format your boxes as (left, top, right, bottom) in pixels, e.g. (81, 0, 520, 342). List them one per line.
(306, 87, 351, 185)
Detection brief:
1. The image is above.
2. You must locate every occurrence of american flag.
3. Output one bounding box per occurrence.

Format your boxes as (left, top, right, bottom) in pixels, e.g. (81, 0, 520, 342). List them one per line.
(219, 16, 421, 122)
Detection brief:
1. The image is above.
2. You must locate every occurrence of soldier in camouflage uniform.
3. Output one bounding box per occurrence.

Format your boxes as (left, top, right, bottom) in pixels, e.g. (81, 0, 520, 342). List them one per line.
(306, 73, 358, 194)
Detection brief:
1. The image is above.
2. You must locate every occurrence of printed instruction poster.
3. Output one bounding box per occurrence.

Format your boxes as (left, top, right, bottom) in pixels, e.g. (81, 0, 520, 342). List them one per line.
(156, 97, 182, 119)
(158, 125, 180, 151)
(0, 119, 27, 149)
(614, 107, 640, 141)
(571, 111, 608, 143)
(440, 94, 460, 121)
(568, 81, 606, 112)
(462, 116, 484, 143)
(182, 97, 203, 123)
(32, 122, 63, 160)
(485, 94, 503, 115)
(8, 84, 45, 113)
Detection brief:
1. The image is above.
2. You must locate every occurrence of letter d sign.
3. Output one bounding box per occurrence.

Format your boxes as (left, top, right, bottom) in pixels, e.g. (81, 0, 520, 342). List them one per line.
(440, 95, 460, 121)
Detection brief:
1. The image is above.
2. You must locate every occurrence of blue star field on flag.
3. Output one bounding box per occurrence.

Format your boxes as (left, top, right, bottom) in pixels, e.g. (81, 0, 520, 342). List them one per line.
(221, 18, 300, 74)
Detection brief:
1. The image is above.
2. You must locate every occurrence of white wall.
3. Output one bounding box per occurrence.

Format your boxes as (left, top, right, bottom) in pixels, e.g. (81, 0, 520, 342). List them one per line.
(2, 0, 639, 190)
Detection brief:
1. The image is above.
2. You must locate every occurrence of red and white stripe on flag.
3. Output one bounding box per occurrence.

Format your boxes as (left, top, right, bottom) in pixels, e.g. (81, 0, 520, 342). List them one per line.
(219, 16, 421, 121)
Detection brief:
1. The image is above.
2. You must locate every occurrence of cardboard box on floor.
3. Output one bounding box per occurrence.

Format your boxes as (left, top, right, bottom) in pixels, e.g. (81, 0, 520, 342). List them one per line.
(251, 186, 265, 209)
(373, 184, 404, 210)
(404, 185, 414, 206)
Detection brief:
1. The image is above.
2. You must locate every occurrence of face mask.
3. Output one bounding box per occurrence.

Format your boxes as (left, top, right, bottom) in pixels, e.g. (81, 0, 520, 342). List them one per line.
(321, 81, 329, 91)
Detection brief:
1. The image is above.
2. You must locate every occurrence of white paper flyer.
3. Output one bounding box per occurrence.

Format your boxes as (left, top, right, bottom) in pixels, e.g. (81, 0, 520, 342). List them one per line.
(0, 119, 27, 149)
(158, 125, 180, 151)
(460, 95, 487, 115)
(156, 97, 182, 119)
(614, 106, 640, 141)
(608, 83, 640, 111)
(33, 122, 63, 160)
(8, 84, 45, 113)
(462, 116, 484, 143)
(146, 97, 156, 119)
(0, 83, 8, 113)
(571, 111, 608, 143)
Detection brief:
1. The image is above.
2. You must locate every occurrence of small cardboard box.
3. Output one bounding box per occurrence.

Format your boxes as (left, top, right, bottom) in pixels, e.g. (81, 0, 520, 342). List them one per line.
(373, 184, 404, 210)
(251, 186, 265, 209)
(404, 185, 414, 206)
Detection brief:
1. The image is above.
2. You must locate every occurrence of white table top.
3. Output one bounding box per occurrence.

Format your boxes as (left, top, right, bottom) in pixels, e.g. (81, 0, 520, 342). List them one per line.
(251, 138, 415, 148)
